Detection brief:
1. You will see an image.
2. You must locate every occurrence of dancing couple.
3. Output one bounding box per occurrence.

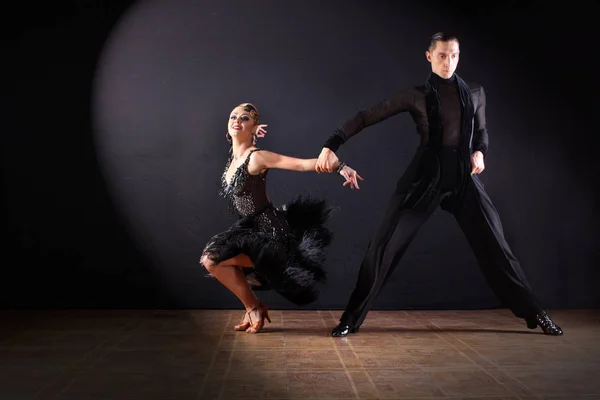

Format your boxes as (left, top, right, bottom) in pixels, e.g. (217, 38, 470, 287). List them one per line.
(199, 32, 562, 336)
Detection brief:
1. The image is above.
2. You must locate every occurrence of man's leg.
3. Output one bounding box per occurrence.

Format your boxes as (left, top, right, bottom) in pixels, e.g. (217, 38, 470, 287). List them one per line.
(333, 190, 439, 336)
(453, 177, 562, 335)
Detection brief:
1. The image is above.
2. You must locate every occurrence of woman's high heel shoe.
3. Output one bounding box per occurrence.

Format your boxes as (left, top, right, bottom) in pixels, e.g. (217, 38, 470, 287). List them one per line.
(245, 301, 271, 333)
(234, 312, 251, 331)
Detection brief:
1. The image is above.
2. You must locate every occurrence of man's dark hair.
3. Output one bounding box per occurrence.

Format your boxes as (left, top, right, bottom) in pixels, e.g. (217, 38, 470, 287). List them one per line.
(428, 32, 459, 51)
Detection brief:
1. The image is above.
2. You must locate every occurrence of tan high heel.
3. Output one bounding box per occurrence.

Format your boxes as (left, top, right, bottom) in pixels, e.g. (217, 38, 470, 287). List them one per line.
(245, 301, 271, 333)
(234, 311, 251, 331)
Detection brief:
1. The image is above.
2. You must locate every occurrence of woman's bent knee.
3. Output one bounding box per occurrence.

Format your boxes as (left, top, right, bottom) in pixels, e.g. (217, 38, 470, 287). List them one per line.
(200, 254, 218, 272)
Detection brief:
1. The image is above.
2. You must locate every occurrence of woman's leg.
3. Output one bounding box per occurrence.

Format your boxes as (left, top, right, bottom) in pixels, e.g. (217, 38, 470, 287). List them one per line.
(201, 253, 270, 332)
(201, 253, 259, 309)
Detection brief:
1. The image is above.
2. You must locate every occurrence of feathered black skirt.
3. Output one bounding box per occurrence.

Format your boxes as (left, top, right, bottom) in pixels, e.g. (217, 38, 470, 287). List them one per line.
(200, 197, 333, 306)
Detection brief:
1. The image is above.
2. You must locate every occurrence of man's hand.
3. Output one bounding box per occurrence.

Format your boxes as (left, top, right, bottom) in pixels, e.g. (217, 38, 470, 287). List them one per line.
(470, 150, 485, 175)
(316, 147, 339, 173)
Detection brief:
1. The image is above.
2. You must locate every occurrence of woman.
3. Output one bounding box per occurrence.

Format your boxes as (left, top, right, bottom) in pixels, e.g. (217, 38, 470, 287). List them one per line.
(200, 103, 362, 333)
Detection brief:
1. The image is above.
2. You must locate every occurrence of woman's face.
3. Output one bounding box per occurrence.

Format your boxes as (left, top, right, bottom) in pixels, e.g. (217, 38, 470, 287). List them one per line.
(227, 106, 256, 139)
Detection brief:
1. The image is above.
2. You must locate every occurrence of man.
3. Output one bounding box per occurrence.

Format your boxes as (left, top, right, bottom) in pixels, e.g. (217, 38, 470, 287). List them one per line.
(317, 32, 563, 336)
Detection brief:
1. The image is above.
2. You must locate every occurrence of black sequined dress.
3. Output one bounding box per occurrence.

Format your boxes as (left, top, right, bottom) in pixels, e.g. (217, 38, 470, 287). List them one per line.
(201, 148, 333, 306)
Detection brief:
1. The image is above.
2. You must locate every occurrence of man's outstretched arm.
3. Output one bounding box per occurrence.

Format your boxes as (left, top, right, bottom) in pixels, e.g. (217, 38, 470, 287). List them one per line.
(317, 89, 415, 173)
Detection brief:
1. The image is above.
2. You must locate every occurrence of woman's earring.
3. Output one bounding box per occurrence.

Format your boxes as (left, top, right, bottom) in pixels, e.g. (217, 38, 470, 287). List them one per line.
(226, 132, 231, 143)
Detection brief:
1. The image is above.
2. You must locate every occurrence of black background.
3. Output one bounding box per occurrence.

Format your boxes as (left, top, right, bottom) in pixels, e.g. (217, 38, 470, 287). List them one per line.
(3, 0, 598, 310)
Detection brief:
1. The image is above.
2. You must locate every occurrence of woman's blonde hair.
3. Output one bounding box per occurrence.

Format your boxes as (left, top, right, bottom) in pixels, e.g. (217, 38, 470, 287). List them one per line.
(237, 103, 260, 125)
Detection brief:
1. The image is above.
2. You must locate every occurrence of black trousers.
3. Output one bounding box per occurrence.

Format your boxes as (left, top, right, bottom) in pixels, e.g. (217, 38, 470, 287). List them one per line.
(340, 150, 543, 327)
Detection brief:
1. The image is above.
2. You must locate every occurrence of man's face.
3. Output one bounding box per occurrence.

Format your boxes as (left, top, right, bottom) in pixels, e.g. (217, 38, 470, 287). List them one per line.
(426, 40, 460, 79)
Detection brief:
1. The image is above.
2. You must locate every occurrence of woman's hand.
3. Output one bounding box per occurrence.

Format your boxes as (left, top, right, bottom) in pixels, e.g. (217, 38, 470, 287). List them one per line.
(255, 124, 268, 138)
(339, 165, 364, 190)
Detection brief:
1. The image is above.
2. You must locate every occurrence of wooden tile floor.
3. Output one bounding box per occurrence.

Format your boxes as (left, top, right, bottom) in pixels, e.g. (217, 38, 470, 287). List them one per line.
(0, 309, 598, 399)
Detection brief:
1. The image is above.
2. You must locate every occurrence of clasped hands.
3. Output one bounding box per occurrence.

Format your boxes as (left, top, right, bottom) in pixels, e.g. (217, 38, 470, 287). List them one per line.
(316, 148, 363, 190)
